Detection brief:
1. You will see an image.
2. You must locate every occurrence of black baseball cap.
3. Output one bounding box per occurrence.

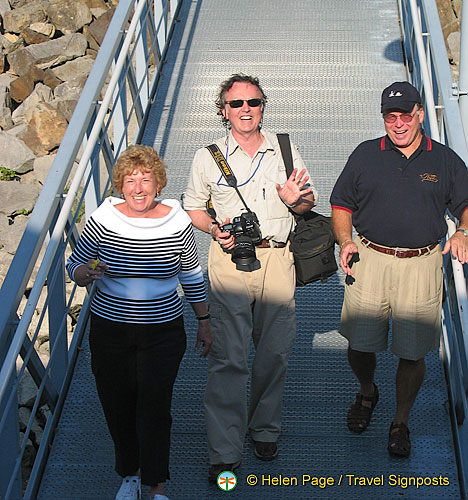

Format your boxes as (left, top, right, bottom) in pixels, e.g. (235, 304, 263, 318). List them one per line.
(381, 81, 422, 113)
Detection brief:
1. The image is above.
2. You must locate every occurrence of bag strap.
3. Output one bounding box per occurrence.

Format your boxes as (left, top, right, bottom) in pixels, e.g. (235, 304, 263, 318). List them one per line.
(276, 133, 294, 179)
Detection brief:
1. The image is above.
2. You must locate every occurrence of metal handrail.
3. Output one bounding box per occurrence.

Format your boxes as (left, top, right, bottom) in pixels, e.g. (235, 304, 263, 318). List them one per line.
(0, 0, 182, 498)
(399, 1, 468, 497)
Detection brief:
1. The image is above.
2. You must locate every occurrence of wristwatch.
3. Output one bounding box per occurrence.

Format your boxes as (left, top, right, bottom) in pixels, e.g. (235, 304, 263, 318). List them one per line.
(456, 228, 468, 237)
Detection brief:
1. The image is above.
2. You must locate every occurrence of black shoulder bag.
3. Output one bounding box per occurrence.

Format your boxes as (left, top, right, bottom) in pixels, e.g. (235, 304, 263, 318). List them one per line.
(277, 133, 337, 285)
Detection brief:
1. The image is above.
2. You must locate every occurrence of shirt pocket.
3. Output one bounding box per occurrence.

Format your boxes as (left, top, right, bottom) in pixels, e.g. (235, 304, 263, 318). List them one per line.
(263, 165, 290, 219)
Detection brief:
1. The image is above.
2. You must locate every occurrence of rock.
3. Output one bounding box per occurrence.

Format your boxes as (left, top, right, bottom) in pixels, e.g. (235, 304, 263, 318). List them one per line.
(0, 131, 35, 172)
(38, 340, 49, 356)
(46, 0, 92, 35)
(2, 1, 47, 34)
(54, 73, 88, 100)
(12, 82, 53, 125)
(0, 182, 40, 217)
(447, 31, 460, 66)
(33, 154, 56, 185)
(5, 47, 35, 77)
(436, 0, 459, 39)
(10, 75, 34, 103)
(18, 407, 44, 445)
(0, 105, 13, 130)
(8, 33, 88, 76)
(0, 33, 25, 55)
(21, 27, 50, 45)
(0, 0, 11, 18)
(18, 102, 68, 155)
(10, 0, 30, 7)
(10, 66, 45, 103)
(0, 73, 14, 88)
(17, 368, 38, 407)
(86, 8, 115, 47)
(452, 0, 462, 19)
(43, 69, 62, 91)
(49, 98, 77, 122)
(0, 214, 8, 248)
(0, 85, 14, 130)
(5, 122, 28, 137)
(2, 215, 28, 253)
(84, 0, 108, 18)
(29, 22, 56, 39)
(50, 55, 95, 82)
(0, 249, 13, 286)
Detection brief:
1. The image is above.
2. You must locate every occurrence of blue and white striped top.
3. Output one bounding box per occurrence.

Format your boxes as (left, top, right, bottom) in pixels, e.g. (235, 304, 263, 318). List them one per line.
(66, 197, 206, 324)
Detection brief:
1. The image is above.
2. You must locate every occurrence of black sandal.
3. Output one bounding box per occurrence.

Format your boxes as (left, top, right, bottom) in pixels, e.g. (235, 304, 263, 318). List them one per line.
(346, 383, 379, 433)
(388, 421, 411, 457)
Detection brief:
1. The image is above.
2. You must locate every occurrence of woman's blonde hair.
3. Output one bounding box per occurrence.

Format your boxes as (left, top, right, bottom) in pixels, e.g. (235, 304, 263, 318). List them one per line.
(112, 145, 167, 194)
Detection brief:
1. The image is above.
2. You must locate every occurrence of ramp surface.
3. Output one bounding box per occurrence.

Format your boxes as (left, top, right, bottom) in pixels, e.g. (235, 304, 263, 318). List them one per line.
(38, 0, 461, 498)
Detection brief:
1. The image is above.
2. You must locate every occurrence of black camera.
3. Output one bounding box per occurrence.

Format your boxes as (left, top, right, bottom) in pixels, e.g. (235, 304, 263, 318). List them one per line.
(221, 212, 262, 272)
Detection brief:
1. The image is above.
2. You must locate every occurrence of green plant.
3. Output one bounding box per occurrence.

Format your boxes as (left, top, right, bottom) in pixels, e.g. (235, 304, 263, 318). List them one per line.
(0, 167, 18, 181)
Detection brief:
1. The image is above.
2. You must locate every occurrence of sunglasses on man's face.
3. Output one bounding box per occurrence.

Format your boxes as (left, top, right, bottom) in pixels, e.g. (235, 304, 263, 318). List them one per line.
(226, 98, 263, 108)
(383, 110, 419, 124)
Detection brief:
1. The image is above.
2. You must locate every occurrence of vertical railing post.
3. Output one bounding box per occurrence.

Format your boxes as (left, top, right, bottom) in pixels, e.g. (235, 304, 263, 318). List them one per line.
(84, 109, 102, 221)
(458, 0, 468, 144)
(0, 374, 22, 500)
(154, 0, 167, 60)
(409, 0, 440, 140)
(113, 42, 128, 158)
(47, 201, 68, 390)
(135, 0, 150, 113)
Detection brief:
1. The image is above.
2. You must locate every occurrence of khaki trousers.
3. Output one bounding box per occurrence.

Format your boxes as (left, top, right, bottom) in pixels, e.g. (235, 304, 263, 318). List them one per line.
(205, 240, 296, 464)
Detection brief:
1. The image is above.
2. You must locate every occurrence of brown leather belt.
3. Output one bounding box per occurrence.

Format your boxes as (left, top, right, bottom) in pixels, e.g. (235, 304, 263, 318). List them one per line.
(359, 236, 437, 258)
(257, 239, 286, 248)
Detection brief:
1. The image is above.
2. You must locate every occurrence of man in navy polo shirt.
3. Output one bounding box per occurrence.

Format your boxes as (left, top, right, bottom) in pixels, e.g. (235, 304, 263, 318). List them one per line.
(330, 81, 468, 457)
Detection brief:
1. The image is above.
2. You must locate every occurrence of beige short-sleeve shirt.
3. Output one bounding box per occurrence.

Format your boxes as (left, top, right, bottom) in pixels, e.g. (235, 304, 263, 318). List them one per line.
(184, 130, 318, 243)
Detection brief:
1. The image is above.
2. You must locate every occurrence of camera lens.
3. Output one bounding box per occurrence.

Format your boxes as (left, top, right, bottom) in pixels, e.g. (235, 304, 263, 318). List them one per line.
(231, 236, 260, 271)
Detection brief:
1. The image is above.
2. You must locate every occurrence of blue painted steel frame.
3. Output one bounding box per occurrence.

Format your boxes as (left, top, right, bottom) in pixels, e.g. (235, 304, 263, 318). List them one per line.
(0, 1, 182, 498)
(399, 1, 468, 497)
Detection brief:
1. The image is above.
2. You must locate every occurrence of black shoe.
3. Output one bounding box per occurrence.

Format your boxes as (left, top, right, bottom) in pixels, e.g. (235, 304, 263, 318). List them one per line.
(208, 461, 241, 483)
(254, 441, 278, 461)
(347, 383, 379, 433)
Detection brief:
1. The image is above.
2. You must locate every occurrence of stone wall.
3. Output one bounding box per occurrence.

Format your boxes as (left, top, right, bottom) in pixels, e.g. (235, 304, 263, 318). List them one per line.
(436, 0, 462, 79)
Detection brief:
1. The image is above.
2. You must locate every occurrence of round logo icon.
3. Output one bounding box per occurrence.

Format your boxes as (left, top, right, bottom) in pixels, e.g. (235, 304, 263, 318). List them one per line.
(217, 470, 237, 491)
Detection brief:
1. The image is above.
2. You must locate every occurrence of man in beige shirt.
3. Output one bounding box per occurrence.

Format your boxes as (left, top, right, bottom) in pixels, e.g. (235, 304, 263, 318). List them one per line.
(184, 74, 317, 482)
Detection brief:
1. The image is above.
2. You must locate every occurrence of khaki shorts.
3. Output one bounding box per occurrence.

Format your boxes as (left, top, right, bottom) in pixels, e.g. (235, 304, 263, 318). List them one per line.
(340, 237, 443, 360)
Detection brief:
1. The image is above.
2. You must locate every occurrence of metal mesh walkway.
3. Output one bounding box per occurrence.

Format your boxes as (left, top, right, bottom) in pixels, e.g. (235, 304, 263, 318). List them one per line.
(38, 0, 461, 498)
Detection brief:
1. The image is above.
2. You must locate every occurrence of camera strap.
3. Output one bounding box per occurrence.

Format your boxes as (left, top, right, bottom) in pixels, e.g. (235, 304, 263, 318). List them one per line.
(206, 144, 252, 214)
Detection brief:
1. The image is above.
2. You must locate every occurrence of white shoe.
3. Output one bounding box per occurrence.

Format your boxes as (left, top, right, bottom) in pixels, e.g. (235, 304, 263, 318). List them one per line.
(115, 476, 141, 500)
(149, 495, 170, 500)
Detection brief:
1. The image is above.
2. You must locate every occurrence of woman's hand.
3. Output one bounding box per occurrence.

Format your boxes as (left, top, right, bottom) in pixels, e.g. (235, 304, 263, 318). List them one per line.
(74, 259, 108, 286)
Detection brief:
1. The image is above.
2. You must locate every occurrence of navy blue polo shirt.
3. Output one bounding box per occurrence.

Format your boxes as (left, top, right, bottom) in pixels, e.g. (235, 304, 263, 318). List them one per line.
(330, 135, 468, 248)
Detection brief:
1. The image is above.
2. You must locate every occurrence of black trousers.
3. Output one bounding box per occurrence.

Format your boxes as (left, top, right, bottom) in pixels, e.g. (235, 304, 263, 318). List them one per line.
(89, 313, 186, 486)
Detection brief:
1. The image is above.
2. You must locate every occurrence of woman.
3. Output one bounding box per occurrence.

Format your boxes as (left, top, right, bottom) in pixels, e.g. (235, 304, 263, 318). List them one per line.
(66, 145, 212, 500)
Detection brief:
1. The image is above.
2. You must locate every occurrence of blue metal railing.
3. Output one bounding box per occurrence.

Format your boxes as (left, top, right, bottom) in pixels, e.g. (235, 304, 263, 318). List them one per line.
(399, 1, 468, 498)
(0, 1, 182, 498)
(0, 0, 467, 498)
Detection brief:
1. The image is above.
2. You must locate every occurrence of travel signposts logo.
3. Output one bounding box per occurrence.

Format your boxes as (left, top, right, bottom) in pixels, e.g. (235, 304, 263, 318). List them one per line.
(217, 470, 237, 491)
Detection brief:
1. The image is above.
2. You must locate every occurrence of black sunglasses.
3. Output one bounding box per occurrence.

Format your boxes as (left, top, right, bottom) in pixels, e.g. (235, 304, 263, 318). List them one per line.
(226, 98, 263, 108)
